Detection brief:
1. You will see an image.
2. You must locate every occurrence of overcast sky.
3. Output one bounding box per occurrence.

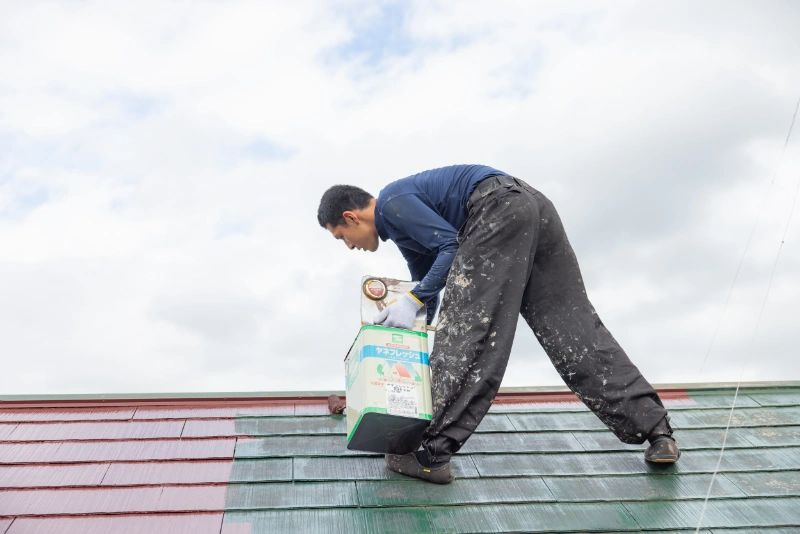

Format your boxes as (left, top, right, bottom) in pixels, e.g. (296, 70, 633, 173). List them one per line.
(1, 1, 799, 395)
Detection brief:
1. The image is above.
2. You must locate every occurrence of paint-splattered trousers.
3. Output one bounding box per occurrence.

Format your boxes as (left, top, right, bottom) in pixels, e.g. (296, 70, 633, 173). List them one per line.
(422, 176, 670, 462)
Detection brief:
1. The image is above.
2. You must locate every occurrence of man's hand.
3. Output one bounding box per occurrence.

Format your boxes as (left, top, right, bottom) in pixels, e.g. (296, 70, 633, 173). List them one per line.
(373, 292, 423, 330)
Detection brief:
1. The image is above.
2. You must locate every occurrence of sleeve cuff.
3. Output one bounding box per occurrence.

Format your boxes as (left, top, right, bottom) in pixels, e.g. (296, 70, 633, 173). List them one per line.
(407, 292, 424, 307)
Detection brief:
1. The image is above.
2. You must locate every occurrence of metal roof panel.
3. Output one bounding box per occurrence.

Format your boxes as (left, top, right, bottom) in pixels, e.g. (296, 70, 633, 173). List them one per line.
(362, 507, 434, 534)
(356, 477, 554, 507)
(157, 485, 227, 512)
(133, 404, 294, 420)
(427, 502, 639, 533)
(293, 456, 479, 482)
(227, 459, 292, 483)
(507, 411, 609, 431)
(543, 473, 745, 502)
(459, 430, 584, 454)
(572, 427, 755, 452)
(50, 438, 235, 463)
(0, 408, 135, 423)
(737, 425, 800, 446)
(225, 481, 358, 510)
(0, 487, 163, 515)
(0, 464, 108, 489)
(6, 513, 223, 534)
(0, 443, 62, 464)
(623, 497, 800, 530)
(234, 436, 366, 458)
(747, 391, 800, 407)
(181, 419, 238, 438)
(101, 461, 233, 486)
(723, 471, 800, 497)
(6, 421, 185, 442)
(670, 407, 800, 428)
(234, 416, 346, 436)
(222, 509, 363, 534)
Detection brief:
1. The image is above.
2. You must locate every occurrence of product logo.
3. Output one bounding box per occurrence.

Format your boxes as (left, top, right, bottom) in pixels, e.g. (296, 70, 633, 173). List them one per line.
(363, 278, 387, 300)
(392, 333, 403, 343)
(377, 360, 423, 383)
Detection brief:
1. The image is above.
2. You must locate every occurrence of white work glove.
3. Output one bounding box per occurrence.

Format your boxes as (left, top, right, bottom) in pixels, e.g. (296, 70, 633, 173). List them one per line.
(373, 292, 424, 330)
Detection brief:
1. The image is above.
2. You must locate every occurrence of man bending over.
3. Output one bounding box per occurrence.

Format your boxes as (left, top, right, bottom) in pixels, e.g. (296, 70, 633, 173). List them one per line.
(317, 164, 680, 484)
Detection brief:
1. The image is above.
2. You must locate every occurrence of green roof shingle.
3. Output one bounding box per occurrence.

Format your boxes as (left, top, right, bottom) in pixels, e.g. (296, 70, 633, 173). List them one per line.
(221, 385, 800, 533)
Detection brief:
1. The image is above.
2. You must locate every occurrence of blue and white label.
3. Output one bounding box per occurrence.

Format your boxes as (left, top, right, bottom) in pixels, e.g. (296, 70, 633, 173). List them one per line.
(358, 345, 429, 365)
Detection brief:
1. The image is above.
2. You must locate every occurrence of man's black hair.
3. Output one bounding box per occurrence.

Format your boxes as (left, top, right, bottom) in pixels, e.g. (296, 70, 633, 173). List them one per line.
(317, 185, 374, 228)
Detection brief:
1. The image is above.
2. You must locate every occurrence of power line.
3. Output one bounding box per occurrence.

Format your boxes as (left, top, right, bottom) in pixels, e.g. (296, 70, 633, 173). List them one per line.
(694, 95, 800, 533)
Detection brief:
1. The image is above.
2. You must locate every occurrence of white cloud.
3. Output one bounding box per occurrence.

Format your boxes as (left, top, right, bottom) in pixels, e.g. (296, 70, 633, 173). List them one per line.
(0, 0, 799, 394)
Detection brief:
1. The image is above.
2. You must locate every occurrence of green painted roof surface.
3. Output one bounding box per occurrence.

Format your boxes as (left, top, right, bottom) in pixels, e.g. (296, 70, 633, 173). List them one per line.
(222, 386, 800, 533)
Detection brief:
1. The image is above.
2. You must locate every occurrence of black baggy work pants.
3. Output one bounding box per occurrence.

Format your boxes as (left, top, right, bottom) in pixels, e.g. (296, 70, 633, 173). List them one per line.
(422, 177, 669, 462)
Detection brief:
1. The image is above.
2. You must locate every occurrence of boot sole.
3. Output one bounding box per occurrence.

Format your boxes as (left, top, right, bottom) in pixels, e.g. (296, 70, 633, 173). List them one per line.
(645, 450, 681, 463)
(388, 464, 456, 484)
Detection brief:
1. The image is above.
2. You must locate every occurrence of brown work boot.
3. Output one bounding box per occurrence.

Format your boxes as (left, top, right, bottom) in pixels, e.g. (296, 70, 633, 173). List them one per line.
(386, 450, 455, 484)
(645, 435, 681, 463)
(644, 415, 680, 463)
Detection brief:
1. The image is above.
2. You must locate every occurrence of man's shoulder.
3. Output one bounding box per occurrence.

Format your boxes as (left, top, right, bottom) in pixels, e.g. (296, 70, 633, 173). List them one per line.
(376, 178, 416, 208)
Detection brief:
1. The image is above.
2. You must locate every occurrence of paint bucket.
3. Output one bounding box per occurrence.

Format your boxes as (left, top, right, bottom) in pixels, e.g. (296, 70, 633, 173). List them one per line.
(344, 277, 434, 454)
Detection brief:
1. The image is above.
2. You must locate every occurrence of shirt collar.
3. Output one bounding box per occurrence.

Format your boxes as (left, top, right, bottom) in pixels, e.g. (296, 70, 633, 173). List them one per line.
(374, 206, 389, 242)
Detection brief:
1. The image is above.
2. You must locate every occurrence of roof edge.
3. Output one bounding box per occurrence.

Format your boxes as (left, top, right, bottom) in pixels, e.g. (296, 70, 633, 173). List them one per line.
(0, 381, 797, 408)
(500, 380, 800, 393)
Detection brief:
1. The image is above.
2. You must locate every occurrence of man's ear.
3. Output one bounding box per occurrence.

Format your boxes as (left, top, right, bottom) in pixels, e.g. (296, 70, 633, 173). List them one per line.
(342, 210, 359, 225)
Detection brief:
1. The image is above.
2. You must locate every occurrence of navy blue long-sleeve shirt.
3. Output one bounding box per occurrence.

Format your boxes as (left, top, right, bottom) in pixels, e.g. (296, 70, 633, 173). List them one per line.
(374, 164, 507, 309)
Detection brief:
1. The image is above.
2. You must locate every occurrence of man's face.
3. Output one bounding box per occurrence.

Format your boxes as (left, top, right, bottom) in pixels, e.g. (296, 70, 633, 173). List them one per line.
(326, 217, 379, 252)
